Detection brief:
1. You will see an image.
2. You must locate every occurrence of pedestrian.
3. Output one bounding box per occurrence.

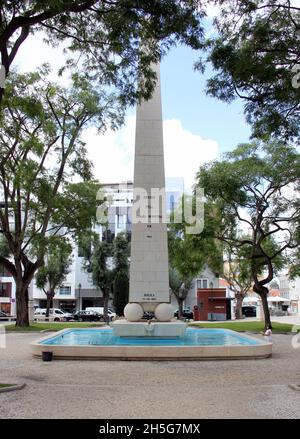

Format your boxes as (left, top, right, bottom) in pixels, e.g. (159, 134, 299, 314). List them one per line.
(262, 325, 272, 343)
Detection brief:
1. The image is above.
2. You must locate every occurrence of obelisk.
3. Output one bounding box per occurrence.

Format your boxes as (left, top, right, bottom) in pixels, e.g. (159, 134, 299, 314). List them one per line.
(112, 63, 186, 336)
(126, 63, 172, 321)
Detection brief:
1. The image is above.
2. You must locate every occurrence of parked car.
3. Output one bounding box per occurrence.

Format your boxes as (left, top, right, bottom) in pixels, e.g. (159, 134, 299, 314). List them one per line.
(174, 308, 194, 320)
(34, 308, 47, 316)
(73, 310, 103, 322)
(85, 307, 116, 320)
(242, 306, 257, 317)
(34, 308, 73, 322)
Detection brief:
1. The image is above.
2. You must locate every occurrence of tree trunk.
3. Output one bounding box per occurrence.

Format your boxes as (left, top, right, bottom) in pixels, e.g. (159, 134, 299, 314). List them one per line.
(235, 295, 244, 320)
(253, 284, 272, 330)
(176, 297, 184, 320)
(45, 291, 55, 318)
(103, 292, 109, 323)
(15, 287, 29, 327)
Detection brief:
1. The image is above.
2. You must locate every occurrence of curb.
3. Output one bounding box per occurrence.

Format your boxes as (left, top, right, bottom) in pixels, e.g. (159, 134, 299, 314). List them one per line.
(0, 383, 26, 394)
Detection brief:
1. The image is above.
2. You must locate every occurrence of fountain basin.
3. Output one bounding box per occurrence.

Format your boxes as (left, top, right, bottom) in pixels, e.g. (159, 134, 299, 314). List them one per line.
(31, 328, 272, 360)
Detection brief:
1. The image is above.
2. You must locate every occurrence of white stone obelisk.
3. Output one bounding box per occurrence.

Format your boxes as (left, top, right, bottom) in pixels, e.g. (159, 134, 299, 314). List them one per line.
(112, 64, 186, 336)
(124, 63, 173, 322)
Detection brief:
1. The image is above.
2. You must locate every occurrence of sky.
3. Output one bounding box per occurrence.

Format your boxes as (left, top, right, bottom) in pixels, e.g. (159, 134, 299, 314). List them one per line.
(15, 14, 251, 191)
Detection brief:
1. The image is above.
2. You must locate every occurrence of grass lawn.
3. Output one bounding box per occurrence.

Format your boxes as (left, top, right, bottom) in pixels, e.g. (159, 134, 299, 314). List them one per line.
(5, 320, 296, 333)
(189, 321, 294, 333)
(5, 322, 106, 332)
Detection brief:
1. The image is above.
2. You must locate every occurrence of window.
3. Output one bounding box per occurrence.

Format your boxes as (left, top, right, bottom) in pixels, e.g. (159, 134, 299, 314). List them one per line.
(117, 214, 124, 229)
(196, 278, 209, 289)
(0, 283, 11, 297)
(169, 194, 175, 212)
(59, 286, 71, 296)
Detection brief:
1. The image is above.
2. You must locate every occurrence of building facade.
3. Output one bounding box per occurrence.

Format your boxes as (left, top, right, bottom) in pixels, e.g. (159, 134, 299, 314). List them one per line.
(278, 273, 300, 314)
(0, 264, 16, 316)
(170, 265, 220, 313)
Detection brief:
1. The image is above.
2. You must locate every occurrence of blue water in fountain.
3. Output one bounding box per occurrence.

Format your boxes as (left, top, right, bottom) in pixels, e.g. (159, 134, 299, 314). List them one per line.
(39, 328, 264, 346)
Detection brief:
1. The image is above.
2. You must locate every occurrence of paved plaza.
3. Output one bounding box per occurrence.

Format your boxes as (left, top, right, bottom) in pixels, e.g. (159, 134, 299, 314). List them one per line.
(0, 331, 300, 419)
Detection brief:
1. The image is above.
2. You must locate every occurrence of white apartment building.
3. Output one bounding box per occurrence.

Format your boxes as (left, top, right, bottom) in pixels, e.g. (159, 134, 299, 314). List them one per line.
(278, 272, 300, 314)
(0, 264, 16, 316)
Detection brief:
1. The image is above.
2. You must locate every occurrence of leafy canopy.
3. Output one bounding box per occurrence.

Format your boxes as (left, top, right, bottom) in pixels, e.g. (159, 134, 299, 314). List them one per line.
(35, 239, 72, 294)
(0, 1, 205, 105)
(197, 141, 300, 287)
(199, 0, 300, 141)
(0, 67, 108, 284)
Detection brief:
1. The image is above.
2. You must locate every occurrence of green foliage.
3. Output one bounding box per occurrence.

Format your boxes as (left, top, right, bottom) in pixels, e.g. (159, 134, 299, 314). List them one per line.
(112, 232, 130, 316)
(169, 266, 193, 301)
(5, 322, 105, 332)
(223, 238, 253, 293)
(168, 194, 222, 313)
(0, 235, 10, 258)
(83, 232, 130, 318)
(223, 231, 284, 318)
(200, 1, 300, 141)
(35, 239, 72, 294)
(190, 321, 294, 334)
(169, 194, 223, 279)
(197, 140, 300, 327)
(91, 241, 114, 294)
(113, 272, 129, 317)
(0, 1, 205, 106)
(0, 69, 109, 326)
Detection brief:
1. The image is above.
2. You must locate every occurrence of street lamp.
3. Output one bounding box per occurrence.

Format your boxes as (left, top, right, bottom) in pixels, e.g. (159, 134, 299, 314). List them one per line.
(78, 283, 82, 311)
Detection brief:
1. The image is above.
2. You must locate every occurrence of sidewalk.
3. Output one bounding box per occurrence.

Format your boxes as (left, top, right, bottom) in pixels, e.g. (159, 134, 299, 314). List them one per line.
(271, 315, 300, 325)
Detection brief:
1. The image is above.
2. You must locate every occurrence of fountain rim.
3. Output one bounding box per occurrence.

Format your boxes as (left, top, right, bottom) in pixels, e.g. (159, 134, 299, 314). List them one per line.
(31, 327, 272, 361)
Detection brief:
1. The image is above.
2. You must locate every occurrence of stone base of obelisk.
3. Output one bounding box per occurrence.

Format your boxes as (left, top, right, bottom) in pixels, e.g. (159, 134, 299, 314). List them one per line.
(111, 320, 187, 338)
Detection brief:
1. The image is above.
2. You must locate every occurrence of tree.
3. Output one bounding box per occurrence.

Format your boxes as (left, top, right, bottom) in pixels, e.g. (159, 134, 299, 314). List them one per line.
(223, 240, 253, 320)
(0, 1, 205, 109)
(168, 198, 222, 319)
(197, 141, 299, 329)
(223, 234, 284, 319)
(83, 232, 130, 321)
(89, 240, 113, 323)
(199, 0, 300, 141)
(35, 239, 72, 318)
(169, 266, 193, 320)
(0, 69, 108, 326)
(112, 233, 130, 316)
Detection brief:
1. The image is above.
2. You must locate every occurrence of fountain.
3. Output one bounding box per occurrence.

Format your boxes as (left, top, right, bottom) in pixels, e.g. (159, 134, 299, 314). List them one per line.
(32, 63, 272, 360)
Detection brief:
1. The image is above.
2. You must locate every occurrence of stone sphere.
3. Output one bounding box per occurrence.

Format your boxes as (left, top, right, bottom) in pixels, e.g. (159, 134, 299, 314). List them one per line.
(124, 303, 144, 322)
(154, 303, 174, 322)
